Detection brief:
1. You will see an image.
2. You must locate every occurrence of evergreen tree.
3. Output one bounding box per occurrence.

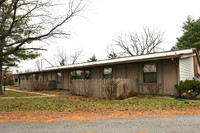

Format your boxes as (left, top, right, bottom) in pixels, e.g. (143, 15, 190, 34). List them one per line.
(172, 16, 200, 51)
(108, 52, 118, 59)
(87, 54, 97, 62)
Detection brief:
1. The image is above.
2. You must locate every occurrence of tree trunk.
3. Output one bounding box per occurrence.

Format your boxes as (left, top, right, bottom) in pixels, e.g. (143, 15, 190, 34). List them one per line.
(0, 47, 3, 95)
(0, 41, 3, 95)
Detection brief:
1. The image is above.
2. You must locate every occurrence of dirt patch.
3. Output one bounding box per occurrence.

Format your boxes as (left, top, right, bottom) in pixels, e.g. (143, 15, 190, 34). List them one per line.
(0, 109, 200, 123)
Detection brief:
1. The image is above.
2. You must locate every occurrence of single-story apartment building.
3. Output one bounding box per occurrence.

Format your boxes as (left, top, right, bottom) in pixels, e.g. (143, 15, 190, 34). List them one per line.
(14, 48, 200, 97)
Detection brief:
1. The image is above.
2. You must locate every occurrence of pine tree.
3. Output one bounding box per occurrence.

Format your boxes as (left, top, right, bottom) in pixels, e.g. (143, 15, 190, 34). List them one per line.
(172, 16, 200, 52)
(87, 54, 97, 62)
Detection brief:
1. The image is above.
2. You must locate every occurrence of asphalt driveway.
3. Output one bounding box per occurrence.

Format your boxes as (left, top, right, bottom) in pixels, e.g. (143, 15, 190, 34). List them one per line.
(1, 114, 200, 133)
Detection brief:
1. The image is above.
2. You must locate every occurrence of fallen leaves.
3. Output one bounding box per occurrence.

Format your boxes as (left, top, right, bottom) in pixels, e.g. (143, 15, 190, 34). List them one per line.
(0, 109, 200, 123)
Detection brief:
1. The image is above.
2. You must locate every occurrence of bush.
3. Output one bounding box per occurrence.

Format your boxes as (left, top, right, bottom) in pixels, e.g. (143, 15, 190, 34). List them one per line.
(119, 93, 127, 100)
(105, 79, 119, 99)
(145, 84, 160, 96)
(174, 80, 200, 91)
(128, 89, 137, 97)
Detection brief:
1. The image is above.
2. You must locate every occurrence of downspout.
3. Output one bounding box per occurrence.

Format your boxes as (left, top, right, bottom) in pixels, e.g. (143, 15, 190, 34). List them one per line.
(171, 58, 178, 66)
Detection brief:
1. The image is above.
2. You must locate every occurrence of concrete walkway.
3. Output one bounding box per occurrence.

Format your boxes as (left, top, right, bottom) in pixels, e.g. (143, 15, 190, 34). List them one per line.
(0, 88, 58, 99)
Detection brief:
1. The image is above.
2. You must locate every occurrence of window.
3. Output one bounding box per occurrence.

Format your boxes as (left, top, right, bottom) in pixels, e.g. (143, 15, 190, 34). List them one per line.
(75, 70, 82, 79)
(71, 70, 91, 80)
(71, 70, 83, 80)
(70, 71, 76, 80)
(84, 70, 91, 79)
(103, 67, 112, 79)
(15, 78, 18, 82)
(71, 70, 82, 80)
(30, 75, 33, 80)
(26, 75, 29, 80)
(57, 72, 62, 83)
(21, 75, 25, 80)
(33, 74, 39, 80)
(143, 64, 157, 83)
(43, 73, 48, 81)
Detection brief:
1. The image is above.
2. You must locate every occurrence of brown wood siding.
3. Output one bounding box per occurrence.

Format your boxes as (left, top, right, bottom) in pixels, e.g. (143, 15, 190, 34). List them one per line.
(126, 63, 138, 92)
(91, 67, 101, 79)
(115, 64, 126, 78)
(163, 60, 178, 94)
(63, 70, 70, 89)
(18, 59, 180, 95)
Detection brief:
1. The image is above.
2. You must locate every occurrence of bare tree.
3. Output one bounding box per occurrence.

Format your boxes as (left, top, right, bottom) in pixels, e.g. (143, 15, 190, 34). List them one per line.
(0, 0, 88, 94)
(106, 45, 118, 59)
(43, 48, 83, 67)
(34, 59, 43, 71)
(43, 57, 55, 67)
(54, 47, 69, 66)
(70, 49, 83, 64)
(110, 27, 165, 57)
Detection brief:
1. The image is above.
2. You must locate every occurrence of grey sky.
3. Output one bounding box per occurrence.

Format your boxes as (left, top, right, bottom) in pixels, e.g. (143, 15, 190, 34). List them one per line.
(17, 0, 200, 72)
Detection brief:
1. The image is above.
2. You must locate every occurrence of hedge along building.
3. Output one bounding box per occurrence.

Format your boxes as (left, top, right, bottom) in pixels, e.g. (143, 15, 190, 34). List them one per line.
(15, 48, 200, 96)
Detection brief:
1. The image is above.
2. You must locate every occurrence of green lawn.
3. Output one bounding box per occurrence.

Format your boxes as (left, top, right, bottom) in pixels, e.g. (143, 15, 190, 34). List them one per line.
(0, 95, 200, 112)
(0, 90, 41, 97)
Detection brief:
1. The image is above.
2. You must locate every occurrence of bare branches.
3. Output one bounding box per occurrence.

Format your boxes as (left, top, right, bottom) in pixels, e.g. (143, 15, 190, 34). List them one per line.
(43, 47, 83, 67)
(70, 49, 83, 64)
(42, 57, 55, 67)
(106, 44, 118, 59)
(111, 27, 165, 56)
(34, 59, 43, 71)
(0, 0, 88, 56)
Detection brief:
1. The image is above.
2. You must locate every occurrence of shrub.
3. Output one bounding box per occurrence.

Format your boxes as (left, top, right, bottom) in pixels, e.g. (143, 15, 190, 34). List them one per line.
(105, 79, 119, 99)
(174, 79, 200, 91)
(145, 84, 160, 96)
(119, 93, 127, 100)
(128, 89, 137, 97)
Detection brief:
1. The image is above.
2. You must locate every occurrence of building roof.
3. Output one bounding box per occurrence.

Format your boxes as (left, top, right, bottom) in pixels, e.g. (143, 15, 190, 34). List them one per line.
(17, 48, 198, 75)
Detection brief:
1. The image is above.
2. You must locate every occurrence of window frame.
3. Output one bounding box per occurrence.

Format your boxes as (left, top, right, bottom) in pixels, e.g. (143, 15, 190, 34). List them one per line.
(143, 63, 157, 83)
(57, 72, 62, 83)
(43, 73, 48, 81)
(34, 74, 39, 80)
(71, 69, 91, 80)
(103, 67, 113, 79)
(84, 69, 91, 80)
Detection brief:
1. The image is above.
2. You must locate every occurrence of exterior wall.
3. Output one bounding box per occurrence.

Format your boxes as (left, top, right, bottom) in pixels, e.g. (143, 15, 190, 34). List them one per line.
(126, 63, 139, 92)
(56, 71, 63, 89)
(50, 71, 56, 81)
(115, 64, 126, 78)
(163, 60, 178, 94)
(139, 62, 163, 94)
(91, 67, 102, 79)
(63, 70, 70, 89)
(179, 56, 194, 81)
(17, 59, 180, 95)
(48, 72, 52, 80)
(133, 60, 178, 95)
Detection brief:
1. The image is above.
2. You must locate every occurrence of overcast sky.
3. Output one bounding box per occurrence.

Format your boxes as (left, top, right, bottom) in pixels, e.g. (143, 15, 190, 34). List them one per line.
(17, 0, 200, 72)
